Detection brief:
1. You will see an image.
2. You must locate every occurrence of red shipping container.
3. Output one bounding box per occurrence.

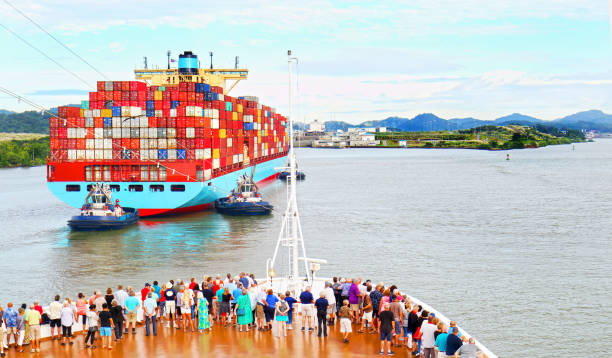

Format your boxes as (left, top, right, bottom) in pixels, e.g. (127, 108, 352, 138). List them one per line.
(130, 139, 139, 149)
(158, 118, 167, 127)
(171, 91, 179, 101)
(179, 92, 187, 101)
(50, 139, 59, 149)
(186, 118, 194, 127)
(162, 108, 171, 117)
(177, 106, 186, 116)
(148, 118, 158, 127)
(163, 100, 171, 110)
(138, 91, 146, 101)
(188, 82, 195, 92)
(167, 118, 176, 127)
(178, 128, 186, 138)
(97, 81, 105, 91)
(112, 139, 121, 149)
(186, 139, 195, 149)
(155, 100, 162, 110)
(162, 91, 170, 101)
(177, 138, 186, 148)
(146, 91, 155, 100)
(186, 149, 195, 160)
(121, 139, 130, 148)
(177, 118, 185, 128)
(196, 93, 204, 102)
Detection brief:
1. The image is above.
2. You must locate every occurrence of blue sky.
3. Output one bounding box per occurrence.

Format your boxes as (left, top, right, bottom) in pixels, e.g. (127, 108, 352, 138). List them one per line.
(0, 0, 611, 123)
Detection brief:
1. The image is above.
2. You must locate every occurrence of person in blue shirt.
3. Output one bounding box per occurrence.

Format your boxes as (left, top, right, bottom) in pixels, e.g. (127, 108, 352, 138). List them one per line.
(299, 286, 315, 331)
(314, 292, 329, 337)
(4, 302, 19, 347)
(446, 327, 463, 356)
(124, 291, 140, 335)
(263, 289, 279, 330)
(284, 291, 297, 329)
(434, 325, 449, 356)
(232, 283, 243, 325)
(239, 273, 250, 290)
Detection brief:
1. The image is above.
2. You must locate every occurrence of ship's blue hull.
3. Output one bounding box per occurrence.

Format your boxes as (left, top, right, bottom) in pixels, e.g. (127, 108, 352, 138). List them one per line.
(48, 156, 286, 216)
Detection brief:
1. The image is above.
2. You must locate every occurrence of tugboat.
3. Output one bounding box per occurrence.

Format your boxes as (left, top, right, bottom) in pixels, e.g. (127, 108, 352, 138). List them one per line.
(278, 162, 305, 181)
(215, 169, 273, 216)
(67, 183, 139, 230)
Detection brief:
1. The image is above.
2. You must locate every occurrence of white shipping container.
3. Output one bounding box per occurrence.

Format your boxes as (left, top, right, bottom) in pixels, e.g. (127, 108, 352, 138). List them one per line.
(238, 154, 243, 162)
(158, 138, 167, 149)
(94, 149, 104, 160)
(67, 128, 76, 139)
(121, 128, 130, 138)
(227, 138, 232, 147)
(232, 154, 238, 163)
(86, 139, 94, 149)
(68, 149, 76, 160)
(148, 139, 157, 149)
(204, 169, 212, 181)
(212, 119, 219, 129)
(140, 139, 149, 149)
(121, 107, 131, 117)
(112, 128, 121, 138)
(92, 109, 101, 117)
(170, 109, 177, 117)
(121, 118, 130, 128)
(217, 94, 224, 101)
(139, 127, 148, 138)
(167, 138, 177, 149)
(77, 128, 87, 138)
(131, 118, 139, 128)
(103, 139, 112, 149)
(148, 128, 157, 138)
(86, 150, 94, 159)
(76, 150, 86, 160)
(131, 107, 142, 116)
(213, 158, 220, 169)
(167, 128, 176, 138)
(186, 127, 195, 138)
(112, 117, 121, 128)
(140, 150, 149, 160)
(140, 117, 148, 127)
(103, 149, 112, 160)
(204, 148, 211, 159)
(149, 149, 158, 160)
(83, 109, 92, 117)
(195, 149, 204, 159)
(194, 106, 202, 117)
(167, 149, 177, 160)
(204, 109, 211, 118)
(155, 110, 163, 118)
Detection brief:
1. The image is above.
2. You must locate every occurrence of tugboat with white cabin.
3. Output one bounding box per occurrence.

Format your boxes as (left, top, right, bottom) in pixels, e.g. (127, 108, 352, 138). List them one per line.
(67, 183, 139, 230)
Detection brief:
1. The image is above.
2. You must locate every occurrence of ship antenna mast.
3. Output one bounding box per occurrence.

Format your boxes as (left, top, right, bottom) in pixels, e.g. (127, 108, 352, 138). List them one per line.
(267, 50, 326, 294)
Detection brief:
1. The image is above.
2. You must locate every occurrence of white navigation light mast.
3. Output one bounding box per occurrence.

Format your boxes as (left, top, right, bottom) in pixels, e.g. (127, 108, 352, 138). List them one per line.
(267, 50, 323, 294)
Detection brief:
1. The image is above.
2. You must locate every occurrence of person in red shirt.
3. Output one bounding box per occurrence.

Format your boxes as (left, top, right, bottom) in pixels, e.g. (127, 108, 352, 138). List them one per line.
(33, 301, 43, 315)
(141, 283, 151, 302)
(189, 278, 197, 291)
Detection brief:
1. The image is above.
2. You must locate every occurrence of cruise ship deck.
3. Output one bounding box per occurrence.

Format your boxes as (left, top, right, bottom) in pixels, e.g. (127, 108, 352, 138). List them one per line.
(26, 322, 417, 358)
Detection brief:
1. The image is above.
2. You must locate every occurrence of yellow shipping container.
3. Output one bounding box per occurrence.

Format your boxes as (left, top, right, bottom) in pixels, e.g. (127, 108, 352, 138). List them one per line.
(219, 129, 226, 138)
(237, 104, 243, 113)
(100, 109, 112, 117)
(213, 148, 220, 159)
(80, 109, 85, 117)
(257, 109, 261, 116)
(154, 91, 162, 100)
(232, 112, 238, 121)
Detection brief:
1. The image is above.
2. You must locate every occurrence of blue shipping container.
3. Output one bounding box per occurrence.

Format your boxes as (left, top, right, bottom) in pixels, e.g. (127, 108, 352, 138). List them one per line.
(112, 106, 122, 116)
(146, 100, 155, 109)
(171, 100, 180, 109)
(158, 149, 168, 160)
(105, 101, 114, 109)
(177, 149, 186, 159)
(146, 109, 155, 117)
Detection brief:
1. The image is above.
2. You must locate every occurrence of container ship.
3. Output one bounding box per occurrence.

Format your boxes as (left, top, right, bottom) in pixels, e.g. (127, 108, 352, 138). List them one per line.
(47, 51, 289, 216)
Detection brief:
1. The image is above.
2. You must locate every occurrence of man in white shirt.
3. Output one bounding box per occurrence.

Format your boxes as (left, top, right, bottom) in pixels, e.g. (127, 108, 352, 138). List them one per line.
(115, 285, 128, 309)
(143, 293, 158, 336)
(48, 295, 63, 340)
(323, 282, 336, 324)
(420, 315, 438, 358)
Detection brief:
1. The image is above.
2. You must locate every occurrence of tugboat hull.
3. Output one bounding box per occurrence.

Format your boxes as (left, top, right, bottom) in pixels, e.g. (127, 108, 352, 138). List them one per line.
(68, 208, 139, 231)
(214, 198, 273, 216)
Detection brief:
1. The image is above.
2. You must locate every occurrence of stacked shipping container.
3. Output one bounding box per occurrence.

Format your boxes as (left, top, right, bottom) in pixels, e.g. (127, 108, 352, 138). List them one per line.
(49, 80, 289, 182)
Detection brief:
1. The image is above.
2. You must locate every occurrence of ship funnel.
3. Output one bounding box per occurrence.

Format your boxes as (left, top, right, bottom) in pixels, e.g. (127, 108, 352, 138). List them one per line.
(178, 51, 198, 75)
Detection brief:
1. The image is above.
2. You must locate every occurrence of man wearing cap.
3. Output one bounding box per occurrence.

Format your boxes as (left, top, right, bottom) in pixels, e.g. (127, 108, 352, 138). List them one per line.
(141, 283, 151, 302)
(164, 282, 177, 328)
